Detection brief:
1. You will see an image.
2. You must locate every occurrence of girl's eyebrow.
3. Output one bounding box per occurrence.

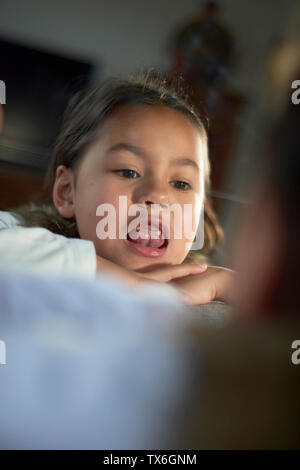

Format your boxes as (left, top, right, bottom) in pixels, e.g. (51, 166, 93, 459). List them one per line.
(106, 142, 146, 158)
(173, 157, 200, 173)
(107, 142, 199, 172)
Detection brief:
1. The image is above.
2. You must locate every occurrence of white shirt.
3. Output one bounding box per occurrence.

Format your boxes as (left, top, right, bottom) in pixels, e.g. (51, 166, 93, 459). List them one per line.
(0, 268, 189, 449)
(0, 211, 97, 278)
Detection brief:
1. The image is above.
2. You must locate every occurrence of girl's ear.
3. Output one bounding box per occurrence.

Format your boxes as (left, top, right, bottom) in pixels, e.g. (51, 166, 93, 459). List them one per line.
(52, 165, 76, 219)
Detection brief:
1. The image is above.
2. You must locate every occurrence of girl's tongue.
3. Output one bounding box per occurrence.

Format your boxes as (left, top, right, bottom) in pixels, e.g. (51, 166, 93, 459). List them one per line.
(127, 226, 165, 249)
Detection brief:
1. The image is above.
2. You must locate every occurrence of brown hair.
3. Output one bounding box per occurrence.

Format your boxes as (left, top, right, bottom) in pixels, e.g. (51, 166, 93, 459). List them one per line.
(12, 68, 223, 260)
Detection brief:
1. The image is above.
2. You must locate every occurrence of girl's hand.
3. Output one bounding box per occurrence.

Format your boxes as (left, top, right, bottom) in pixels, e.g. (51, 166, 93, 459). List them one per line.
(96, 255, 207, 289)
(135, 262, 208, 283)
(170, 266, 235, 306)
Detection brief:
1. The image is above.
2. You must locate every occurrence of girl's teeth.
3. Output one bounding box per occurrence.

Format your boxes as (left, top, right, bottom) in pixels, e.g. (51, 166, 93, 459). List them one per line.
(128, 225, 162, 240)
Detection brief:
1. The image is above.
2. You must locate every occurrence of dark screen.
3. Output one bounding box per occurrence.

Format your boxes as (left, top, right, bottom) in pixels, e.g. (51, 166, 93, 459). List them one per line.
(0, 37, 94, 171)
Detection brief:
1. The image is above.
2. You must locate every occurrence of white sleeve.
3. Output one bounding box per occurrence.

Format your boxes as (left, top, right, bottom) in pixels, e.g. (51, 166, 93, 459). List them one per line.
(0, 211, 97, 278)
(0, 269, 187, 449)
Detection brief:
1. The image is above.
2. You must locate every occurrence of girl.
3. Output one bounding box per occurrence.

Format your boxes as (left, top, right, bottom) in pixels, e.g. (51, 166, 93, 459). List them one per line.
(0, 69, 234, 305)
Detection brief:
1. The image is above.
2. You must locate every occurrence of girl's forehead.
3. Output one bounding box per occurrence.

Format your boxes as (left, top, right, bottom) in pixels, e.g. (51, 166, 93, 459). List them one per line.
(98, 104, 204, 151)
(104, 103, 195, 129)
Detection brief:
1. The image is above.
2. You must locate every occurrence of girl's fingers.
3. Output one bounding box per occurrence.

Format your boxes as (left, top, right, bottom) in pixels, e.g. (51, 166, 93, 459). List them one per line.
(146, 263, 207, 282)
(165, 263, 207, 282)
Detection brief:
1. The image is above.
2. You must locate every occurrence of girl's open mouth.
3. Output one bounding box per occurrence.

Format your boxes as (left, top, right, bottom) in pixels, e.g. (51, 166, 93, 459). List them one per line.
(124, 223, 169, 258)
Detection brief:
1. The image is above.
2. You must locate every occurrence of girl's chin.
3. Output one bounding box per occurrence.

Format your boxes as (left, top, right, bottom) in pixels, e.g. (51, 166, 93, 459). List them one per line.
(123, 257, 186, 273)
(96, 242, 185, 271)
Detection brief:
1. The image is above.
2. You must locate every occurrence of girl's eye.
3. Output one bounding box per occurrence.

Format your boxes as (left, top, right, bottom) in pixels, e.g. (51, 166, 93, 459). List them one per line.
(170, 180, 192, 191)
(115, 169, 140, 179)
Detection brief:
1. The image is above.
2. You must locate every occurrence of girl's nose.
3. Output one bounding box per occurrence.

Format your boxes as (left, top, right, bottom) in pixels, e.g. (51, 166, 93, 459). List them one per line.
(145, 200, 168, 209)
(134, 180, 169, 208)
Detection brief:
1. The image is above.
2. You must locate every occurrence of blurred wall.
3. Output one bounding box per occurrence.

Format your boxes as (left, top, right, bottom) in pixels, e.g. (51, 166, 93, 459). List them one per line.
(0, 0, 293, 82)
(0, 0, 294, 181)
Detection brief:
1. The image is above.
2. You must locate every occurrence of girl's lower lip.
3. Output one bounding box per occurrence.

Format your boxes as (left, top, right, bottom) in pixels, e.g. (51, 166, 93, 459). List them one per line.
(124, 239, 167, 258)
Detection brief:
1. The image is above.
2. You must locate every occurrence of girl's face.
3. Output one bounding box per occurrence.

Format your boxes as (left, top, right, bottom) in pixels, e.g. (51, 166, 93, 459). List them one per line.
(57, 104, 206, 271)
